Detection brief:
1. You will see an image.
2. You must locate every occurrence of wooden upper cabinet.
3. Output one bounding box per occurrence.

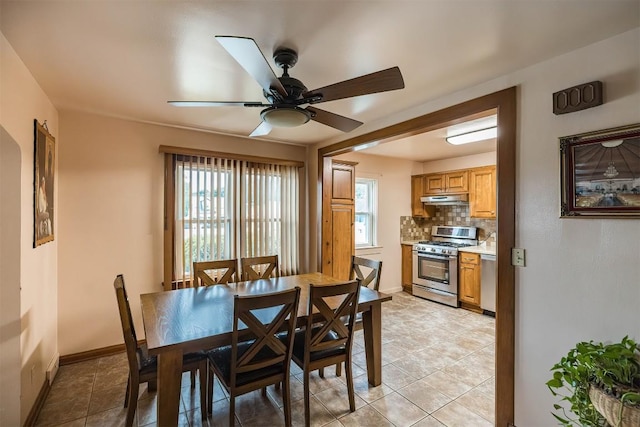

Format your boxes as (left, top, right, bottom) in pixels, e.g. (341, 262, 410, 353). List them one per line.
(331, 162, 355, 204)
(411, 175, 434, 217)
(469, 166, 496, 218)
(423, 170, 468, 194)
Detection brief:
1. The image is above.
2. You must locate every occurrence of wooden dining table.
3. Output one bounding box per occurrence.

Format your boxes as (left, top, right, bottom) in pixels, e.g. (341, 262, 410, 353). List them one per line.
(140, 272, 392, 425)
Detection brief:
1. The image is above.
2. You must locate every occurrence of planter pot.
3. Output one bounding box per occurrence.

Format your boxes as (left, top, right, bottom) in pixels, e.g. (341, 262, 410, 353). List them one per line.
(589, 385, 640, 427)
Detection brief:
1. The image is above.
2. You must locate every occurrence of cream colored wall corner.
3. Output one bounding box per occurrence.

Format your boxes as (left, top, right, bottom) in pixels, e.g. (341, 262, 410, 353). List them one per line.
(1, 33, 60, 425)
(56, 111, 307, 356)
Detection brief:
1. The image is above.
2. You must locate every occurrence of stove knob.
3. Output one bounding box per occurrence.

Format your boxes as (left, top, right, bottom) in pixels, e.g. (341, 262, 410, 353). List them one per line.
(443, 249, 450, 255)
(430, 248, 436, 253)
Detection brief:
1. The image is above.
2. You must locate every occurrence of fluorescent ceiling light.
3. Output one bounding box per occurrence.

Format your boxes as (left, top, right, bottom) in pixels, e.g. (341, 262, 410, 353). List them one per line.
(446, 126, 497, 145)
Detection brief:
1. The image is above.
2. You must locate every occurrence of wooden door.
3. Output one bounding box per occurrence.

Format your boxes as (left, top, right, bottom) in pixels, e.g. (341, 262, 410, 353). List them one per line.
(401, 244, 413, 293)
(459, 252, 481, 306)
(322, 159, 356, 280)
(470, 166, 496, 218)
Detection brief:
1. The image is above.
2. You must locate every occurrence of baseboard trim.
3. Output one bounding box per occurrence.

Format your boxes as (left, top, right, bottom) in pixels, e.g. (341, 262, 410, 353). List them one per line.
(384, 286, 404, 294)
(59, 343, 126, 366)
(23, 379, 50, 427)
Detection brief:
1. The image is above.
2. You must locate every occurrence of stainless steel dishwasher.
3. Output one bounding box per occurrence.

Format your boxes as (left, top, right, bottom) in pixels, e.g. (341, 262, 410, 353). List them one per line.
(480, 253, 496, 313)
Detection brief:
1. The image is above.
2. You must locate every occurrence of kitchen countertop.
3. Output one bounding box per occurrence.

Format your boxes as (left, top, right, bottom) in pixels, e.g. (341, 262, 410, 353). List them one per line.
(400, 240, 421, 245)
(460, 243, 496, 256)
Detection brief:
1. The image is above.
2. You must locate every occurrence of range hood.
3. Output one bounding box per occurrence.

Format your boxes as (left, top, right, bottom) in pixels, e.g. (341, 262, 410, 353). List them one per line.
(420, 194, 469, 205)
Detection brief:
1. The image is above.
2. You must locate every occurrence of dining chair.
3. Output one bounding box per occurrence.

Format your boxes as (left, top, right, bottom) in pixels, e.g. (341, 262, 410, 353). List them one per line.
(113, 274, 208, 426)
(192, 259, 237, 286)
(206, 287, 300, 427)
(328, 256, 382, 377)
(240, 255, 280, 281)
(290, 280, 361, 427)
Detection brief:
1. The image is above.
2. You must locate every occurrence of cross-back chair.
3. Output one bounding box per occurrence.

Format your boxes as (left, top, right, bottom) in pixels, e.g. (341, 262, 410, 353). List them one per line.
(113, 275, 208, 426)
(207, 287, 301, 427)
(329, 256, 382, 377)
(290, 280, 361, 427)
(192, 259, 237, 287)
(240, 255, 280, 281)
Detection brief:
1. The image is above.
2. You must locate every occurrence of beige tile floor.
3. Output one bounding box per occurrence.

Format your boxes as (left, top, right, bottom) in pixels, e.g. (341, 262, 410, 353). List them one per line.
(36, 291, 495, 427)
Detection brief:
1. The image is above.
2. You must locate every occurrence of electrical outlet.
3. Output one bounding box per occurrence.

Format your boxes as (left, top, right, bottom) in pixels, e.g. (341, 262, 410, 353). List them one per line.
(512, 248, 525, 267)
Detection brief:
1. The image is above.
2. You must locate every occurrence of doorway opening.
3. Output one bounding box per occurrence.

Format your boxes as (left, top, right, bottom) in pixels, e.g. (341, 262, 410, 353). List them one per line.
(318, 87, 516, 426)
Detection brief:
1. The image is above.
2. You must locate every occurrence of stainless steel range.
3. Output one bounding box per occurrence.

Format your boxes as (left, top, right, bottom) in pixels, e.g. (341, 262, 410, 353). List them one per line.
(412, 225, 478, 307)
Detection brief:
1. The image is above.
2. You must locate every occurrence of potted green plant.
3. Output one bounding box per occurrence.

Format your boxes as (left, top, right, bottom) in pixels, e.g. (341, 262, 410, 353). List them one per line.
(547, 336, 640, 426)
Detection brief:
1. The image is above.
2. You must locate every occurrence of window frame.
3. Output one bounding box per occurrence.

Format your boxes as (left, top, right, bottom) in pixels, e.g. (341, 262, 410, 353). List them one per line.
(354, 176, 378, 249)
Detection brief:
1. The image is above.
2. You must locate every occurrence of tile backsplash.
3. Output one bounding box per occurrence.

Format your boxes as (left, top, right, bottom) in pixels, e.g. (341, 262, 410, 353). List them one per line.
(401, 205, 497, 242)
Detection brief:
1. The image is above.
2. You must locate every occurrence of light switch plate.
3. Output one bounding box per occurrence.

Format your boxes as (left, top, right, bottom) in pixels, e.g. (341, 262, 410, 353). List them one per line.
(512, 248, 525, 267)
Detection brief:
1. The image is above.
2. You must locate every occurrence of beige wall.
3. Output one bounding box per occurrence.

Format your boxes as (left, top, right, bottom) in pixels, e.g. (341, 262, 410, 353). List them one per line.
(57, 111, 307, 355)
(311, 28, 640, 426)
(0, 33, 60, 424)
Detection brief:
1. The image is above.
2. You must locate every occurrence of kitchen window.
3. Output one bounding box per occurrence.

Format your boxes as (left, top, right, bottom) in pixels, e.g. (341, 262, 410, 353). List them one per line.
(355, 177, 378, 248)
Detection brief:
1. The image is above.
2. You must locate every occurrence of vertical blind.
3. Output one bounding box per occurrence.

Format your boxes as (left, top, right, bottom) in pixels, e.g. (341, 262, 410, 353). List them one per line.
(173, 154, 299, 285)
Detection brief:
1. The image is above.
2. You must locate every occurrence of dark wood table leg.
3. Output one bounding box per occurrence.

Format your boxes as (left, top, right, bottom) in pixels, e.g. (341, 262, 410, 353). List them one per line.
(157, 349, 183, 426)
(362, 303, 382, 386)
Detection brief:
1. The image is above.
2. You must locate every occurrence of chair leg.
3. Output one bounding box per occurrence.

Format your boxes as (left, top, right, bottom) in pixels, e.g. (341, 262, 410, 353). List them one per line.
(198, 362, 208, 420)
(147, 379, 157, 392)
(262, 386, 267, 396)
(208, 363, 215, 415)
(125, 377, 139, 427)
(283, 376, 292, 427)
(345, 359, 355, 412)
(123, 374, 131, 408)
(229, 394, 235, 427)
(191, 369, 197, 389)
(303, 369, 311, 427)
(318, 367, 324, 378)
(336, 362, 342, 377)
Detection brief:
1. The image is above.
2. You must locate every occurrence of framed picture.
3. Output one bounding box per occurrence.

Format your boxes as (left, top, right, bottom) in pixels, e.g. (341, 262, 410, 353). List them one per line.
(560, 123, 640, 218)
(34, 120, 55, 246)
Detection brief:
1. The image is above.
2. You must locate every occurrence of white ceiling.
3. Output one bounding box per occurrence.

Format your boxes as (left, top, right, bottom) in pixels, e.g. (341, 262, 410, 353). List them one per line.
(1, 1, 638, 152)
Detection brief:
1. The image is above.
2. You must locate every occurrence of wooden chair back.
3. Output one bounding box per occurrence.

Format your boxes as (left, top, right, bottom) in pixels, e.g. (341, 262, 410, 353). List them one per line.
(350, 256, 383, 291)
(230, 287, 300, 390)
(114, 275, 143, 376)
(192, 259, 237, 287)
(304, 280, 360, 364)
(240, 255, 280, 281)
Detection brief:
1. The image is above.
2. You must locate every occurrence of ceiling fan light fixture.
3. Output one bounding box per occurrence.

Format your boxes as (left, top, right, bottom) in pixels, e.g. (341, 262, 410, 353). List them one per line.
(260, 106, 311, 128)
(446, 126, 497, 145)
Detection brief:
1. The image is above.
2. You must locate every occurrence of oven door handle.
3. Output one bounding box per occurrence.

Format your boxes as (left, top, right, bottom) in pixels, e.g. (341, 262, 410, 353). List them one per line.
(416, 252, 456, 260)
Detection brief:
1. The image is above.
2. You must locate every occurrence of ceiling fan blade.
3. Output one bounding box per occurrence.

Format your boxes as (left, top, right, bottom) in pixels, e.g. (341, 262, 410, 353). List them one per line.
(215, 36, 287, 98)
(249, 121, 273, 137)
(303, 66, 404, 104)
(168, 101, 267, 107)
(306, 107, 363, 132)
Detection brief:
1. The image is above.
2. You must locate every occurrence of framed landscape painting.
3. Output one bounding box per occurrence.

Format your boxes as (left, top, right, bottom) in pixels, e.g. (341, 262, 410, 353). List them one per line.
(34, 120, 55, 246)
(560, 123, 640, 218)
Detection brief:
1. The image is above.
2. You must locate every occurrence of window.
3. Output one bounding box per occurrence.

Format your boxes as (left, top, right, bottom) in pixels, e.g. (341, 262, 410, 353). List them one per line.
(354, 177, 377, 248)
(163, 149, 301, 289)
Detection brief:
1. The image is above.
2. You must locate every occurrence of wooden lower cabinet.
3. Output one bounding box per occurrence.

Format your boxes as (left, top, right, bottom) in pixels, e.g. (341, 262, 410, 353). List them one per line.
(401, 244, 413, 294)
(458, 251, 481, 312)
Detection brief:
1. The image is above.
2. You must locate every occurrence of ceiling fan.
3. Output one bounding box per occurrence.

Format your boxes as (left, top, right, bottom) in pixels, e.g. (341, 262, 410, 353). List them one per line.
(168, 36, 405, 137)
